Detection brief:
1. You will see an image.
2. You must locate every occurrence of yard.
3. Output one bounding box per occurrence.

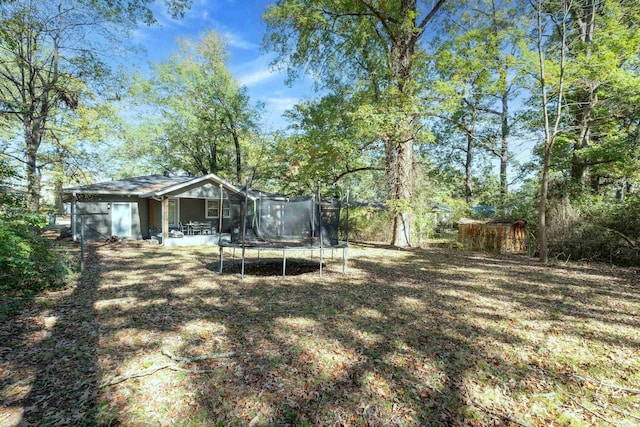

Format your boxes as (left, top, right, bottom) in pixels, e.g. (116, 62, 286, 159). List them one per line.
(1, 241, 639, 426)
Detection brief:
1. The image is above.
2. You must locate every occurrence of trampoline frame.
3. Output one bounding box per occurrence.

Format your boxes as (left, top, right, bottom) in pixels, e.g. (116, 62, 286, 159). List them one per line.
(217, 241, 348, 278)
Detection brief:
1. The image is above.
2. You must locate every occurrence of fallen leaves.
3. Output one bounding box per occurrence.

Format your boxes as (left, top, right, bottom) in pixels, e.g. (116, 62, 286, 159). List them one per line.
(2, 242, 639, 426)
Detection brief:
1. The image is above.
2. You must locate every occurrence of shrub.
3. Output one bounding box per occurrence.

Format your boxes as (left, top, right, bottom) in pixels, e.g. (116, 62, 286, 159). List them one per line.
(340, 206, 390, 242)
(546, 195, 640, 266)
(0, 213, 72, 294)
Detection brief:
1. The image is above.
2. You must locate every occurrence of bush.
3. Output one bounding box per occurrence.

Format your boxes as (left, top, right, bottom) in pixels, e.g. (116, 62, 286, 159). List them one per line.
(547, 195, 640, 266)
(0, 213, 72, 294)
(341, 206, 390, 242)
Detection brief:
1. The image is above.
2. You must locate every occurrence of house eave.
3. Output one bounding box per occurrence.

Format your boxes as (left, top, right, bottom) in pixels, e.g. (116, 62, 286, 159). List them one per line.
(60, 190, 142, 202)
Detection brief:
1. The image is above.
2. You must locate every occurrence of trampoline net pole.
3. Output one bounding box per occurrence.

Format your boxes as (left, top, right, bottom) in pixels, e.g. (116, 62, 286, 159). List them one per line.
(218, 184, 223, 235)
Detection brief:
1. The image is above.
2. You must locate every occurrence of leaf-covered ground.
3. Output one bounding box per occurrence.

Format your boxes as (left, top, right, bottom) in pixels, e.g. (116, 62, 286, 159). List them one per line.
(1, 241, 639, 426)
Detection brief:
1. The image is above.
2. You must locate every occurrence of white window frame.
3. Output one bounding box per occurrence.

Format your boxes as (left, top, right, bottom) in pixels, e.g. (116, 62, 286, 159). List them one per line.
(205, 199, 230, 219)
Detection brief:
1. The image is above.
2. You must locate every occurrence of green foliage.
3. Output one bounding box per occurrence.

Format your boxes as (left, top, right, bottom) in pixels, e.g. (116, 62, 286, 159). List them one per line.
(261, 91, 383, 195)
(264, 0, 447, 246)
(342, 206, 390, 243)
(0, 160, 72, 298)
(0, 216, 72, 297)
(124, 30, 262, 182)
(546, 194, 640, 266)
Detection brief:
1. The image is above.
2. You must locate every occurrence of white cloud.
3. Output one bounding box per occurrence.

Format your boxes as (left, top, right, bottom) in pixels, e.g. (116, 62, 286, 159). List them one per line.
(256, 97, 300, 131)
(221, 31, 258, 51)
(266, 97, 299, 114)
(237, 67, 279, 86)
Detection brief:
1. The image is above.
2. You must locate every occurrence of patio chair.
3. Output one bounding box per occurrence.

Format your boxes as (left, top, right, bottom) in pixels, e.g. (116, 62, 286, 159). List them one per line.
(191, 222, 202, 235)
(201, 221, 213, 234)
(179, 221, 188, 235)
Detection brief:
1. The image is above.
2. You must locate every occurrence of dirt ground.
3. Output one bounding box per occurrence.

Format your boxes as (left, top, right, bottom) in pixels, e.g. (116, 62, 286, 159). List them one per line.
(1, 240, 639, 426)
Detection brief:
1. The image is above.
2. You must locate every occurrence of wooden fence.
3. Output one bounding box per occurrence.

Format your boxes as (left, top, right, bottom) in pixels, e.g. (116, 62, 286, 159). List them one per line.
(458, 218, 527, 254)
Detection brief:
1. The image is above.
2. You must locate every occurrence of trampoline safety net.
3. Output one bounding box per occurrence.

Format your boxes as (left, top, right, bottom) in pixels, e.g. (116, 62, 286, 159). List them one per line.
(229, 196, 341, 246)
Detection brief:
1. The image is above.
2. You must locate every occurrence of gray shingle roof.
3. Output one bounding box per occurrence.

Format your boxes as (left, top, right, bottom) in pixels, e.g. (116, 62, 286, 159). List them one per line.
(62, 174, 193, 195)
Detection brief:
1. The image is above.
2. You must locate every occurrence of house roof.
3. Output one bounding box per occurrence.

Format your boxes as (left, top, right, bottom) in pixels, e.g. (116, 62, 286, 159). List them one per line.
(62, 173, 250, 199)
(62, 174, 193, 196)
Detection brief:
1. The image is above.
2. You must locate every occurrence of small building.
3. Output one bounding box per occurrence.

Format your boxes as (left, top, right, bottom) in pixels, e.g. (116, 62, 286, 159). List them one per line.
(62, 173, 249, 245)
(458, 218, 527, 254)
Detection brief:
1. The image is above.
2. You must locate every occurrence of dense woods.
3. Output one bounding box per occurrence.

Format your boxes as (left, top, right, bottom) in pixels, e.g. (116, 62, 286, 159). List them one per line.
(1, 0, 639, 267)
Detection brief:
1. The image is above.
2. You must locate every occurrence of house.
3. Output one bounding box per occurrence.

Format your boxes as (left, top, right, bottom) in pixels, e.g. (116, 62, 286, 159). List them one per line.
(62, 173, 255, 246)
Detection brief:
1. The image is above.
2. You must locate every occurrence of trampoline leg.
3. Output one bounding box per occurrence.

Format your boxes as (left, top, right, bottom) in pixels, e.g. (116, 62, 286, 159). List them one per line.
(282, 249, 286, 277)
(219, 246, 224, 273)
(319, 247, 323, 278)
(241, 247, 246, 279)
(342, 247, 347, 273)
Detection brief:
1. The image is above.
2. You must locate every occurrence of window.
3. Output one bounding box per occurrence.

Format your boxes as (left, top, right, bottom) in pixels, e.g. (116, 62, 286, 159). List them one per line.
(206, 199, 230, 219)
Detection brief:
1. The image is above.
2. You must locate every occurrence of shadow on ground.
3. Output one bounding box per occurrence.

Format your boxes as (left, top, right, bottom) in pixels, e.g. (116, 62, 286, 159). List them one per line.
(0, 244, 101, 426)
(3, 242, 639, 426)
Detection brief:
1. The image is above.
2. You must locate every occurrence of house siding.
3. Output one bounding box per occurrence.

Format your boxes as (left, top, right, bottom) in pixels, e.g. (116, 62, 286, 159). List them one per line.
(73, 195, 145, 241)
(171, 182, 225, 199)
(170, 186, 236, 233)
(150, 199, 162, 231)
(65, 175, 251, 241)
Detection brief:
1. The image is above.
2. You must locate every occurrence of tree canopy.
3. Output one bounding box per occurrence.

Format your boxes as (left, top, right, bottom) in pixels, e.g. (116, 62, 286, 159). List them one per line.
(0, 0, 191, 213)
(123, 30, 262, 183)
(1, 0, 639, 260)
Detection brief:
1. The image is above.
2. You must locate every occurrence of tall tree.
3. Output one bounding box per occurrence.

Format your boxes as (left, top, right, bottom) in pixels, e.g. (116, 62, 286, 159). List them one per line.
(0, 0, 190, 214)
(530, 0, 569, 263)
(547, 0, 640, 191)
(128, 31, 261, 182)
(431, 0, 526, 204)
(264, 0, 446, 247)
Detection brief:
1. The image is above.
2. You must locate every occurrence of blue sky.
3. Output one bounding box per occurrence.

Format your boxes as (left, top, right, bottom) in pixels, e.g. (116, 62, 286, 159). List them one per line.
(123, 0, 535, 173)
(128, 0, 311, 131)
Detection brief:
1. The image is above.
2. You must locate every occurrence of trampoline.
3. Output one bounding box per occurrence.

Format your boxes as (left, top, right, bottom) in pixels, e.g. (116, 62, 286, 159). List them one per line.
(217, 188, 349, 278)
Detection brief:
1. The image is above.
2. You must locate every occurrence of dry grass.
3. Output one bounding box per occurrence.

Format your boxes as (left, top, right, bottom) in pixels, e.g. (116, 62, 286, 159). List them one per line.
(1, 240, 639, 426)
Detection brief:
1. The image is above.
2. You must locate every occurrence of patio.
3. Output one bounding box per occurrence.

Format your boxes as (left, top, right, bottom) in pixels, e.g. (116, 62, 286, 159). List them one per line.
(152, 232, 226, 247)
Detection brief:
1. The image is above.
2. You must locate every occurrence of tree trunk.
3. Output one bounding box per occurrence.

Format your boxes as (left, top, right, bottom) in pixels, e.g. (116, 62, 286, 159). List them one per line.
(232, 127, 242, 183)
(499, 87, 509, 199)
(535, 0, 568, 264)
(386, 130, 414, 247)
(465, 132, 473, 204)
(25, 145, 41, 214)
(24, 114, 45, 214)
(538, 144, 551, 263)
(53, 153, 65, 214)
(570, 0, 597, 188)
(386, 7, 417, 248)
(570, 88, 596, 187)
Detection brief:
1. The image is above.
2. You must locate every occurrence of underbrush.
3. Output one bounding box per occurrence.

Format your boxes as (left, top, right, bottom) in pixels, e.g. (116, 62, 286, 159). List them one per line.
(547, 195, 640, 266)
(0, 214, 75, 318)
